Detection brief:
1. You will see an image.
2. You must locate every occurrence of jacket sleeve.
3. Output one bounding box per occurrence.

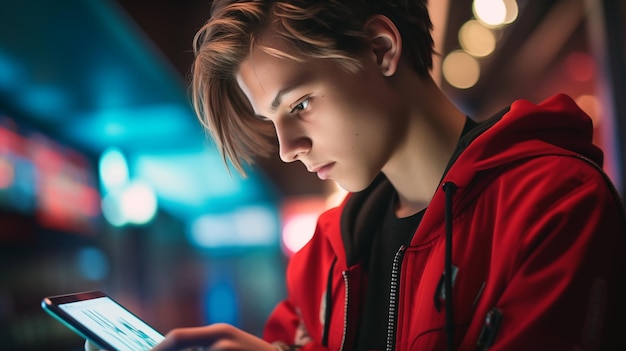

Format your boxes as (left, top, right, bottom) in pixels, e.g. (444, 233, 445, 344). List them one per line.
(481, 157, 626, 350)
(262, 211, 342, 351)
(263, 298, 331, 351)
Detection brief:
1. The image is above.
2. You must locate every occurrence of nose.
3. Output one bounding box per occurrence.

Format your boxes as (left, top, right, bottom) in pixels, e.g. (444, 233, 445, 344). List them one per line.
(275, 119, 312, 163)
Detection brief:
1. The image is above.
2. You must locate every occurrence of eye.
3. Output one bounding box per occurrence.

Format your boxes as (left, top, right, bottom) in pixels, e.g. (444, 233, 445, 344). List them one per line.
(290, 98, 310, 114)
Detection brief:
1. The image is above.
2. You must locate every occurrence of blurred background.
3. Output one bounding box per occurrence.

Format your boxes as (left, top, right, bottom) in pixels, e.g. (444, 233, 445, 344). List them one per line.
(0, 0, 624, 350)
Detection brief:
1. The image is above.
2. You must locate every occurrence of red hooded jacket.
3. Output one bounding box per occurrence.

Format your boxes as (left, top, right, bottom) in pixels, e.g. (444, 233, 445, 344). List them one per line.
(263, 94, 626, 350)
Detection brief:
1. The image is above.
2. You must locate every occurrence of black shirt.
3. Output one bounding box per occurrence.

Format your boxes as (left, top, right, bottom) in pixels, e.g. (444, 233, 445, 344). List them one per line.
(356, 193, 425, 350)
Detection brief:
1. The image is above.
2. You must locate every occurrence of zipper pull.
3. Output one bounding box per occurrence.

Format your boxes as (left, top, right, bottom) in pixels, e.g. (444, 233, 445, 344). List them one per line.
(477, 308, 503, 350)
(433, 265, 459, 312)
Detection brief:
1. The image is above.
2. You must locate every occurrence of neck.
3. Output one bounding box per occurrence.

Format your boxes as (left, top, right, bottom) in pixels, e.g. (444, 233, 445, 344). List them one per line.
(382, 75, 467, 218)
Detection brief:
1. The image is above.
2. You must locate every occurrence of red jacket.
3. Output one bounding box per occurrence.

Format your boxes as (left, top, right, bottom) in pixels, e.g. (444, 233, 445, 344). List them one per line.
(263, 94, 626, 350)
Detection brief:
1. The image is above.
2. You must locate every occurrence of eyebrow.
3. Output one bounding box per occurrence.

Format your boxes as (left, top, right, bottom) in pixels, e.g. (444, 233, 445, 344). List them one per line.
(269, 74, 310, 113)
(270, 85, 297, 113)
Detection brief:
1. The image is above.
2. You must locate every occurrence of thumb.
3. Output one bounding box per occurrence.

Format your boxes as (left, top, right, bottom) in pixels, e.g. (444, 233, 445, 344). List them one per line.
(85, 339, 107, 351)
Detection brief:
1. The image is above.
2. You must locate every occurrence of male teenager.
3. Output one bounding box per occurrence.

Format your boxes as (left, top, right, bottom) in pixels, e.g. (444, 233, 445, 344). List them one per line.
(89, 0, 626, 350)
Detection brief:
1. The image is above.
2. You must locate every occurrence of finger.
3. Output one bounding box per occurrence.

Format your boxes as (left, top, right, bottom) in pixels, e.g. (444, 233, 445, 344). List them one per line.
(152, 324, 244, 351)
(151, 327, 218, 351)
(85, 340, 107, 351)
(152, 325, 277, 351)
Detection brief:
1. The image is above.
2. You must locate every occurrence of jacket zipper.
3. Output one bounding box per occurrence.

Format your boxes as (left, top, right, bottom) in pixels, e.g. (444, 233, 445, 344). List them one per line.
(386, 245, 406, 351)
(340, 270, 349, 351)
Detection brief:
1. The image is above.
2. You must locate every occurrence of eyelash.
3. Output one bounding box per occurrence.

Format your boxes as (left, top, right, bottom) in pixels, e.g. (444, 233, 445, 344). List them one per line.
(290, 97, 310, 114)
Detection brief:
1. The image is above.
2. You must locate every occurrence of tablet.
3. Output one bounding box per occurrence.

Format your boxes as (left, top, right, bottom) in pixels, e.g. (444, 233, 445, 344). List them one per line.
(41, 291, 165, 351)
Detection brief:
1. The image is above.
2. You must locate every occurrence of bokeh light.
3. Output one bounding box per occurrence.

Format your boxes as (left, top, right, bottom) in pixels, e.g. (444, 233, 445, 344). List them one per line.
(76, 247, 110, 281)
(575, 94, 602, 125)
(459, 20, 497, 57)
(565, 51, 596, 82)
(473, 0, 507, 27)
(281, 213, 318, 254)
(120, 180, 157, 225)
(503, 0, 519, 24)
(443, 50, 481, 89)
(99, 147, 129, 191)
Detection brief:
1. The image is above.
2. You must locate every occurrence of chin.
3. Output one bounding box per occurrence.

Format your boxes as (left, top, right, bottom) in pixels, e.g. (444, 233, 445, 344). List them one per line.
(335, 177, 375, 193)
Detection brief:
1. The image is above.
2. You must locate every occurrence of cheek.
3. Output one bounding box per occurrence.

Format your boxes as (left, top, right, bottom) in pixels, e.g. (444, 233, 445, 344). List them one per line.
(313, 87, 396, 154)
(318, 107, 389, 161)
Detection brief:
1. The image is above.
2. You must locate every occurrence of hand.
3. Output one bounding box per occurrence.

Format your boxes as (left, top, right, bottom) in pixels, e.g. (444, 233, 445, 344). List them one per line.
(84, 340, 106, 351)
(151, 323, 276, 351)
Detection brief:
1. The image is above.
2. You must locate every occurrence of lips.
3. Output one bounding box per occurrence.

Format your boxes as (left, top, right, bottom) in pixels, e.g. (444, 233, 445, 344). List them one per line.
(309, 162, 335, 180)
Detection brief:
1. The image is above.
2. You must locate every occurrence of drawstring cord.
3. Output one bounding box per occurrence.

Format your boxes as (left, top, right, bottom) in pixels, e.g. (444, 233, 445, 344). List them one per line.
(442, 182, 457, 351)
(321, 258, 337, 346)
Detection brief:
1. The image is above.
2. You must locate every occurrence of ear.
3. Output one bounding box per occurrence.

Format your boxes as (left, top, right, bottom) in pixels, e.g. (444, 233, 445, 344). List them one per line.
(364, 14, 402, 77)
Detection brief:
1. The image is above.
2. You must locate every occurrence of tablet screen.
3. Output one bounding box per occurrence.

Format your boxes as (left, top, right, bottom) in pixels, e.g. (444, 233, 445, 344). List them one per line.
(55, 295, 164, 351)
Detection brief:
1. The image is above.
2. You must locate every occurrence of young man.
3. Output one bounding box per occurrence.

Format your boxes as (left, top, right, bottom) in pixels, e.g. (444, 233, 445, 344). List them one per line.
(90, 0, 626, 350)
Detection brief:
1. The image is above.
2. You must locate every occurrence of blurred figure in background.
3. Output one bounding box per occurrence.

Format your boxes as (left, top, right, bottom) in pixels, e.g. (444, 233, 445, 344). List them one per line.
(90, 0, 626, 350)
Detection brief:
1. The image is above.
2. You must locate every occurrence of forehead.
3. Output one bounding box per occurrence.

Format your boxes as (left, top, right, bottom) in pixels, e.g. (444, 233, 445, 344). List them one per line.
(236, 34, 315, 113)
